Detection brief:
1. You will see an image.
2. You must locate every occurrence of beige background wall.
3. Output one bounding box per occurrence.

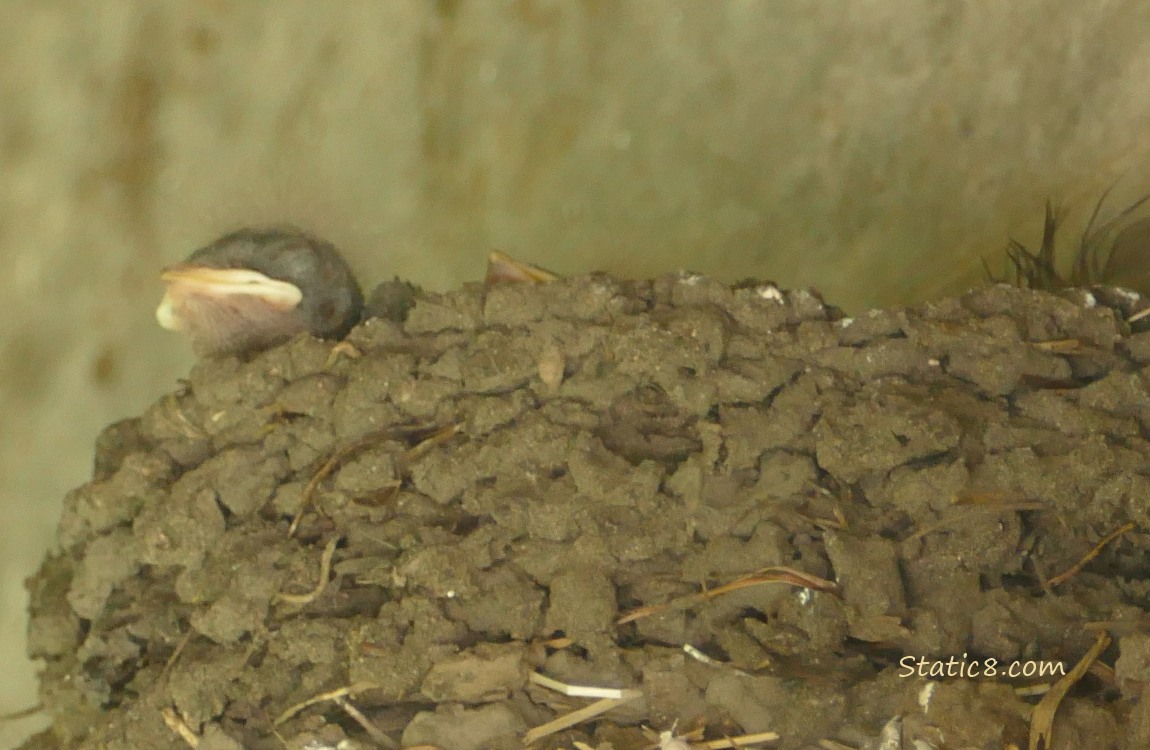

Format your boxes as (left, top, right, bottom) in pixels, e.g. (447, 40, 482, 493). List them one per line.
(4, 2, 1150, 745)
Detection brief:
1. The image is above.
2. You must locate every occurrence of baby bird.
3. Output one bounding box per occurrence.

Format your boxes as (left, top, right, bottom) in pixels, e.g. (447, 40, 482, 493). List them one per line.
(156, 227, 363, 356)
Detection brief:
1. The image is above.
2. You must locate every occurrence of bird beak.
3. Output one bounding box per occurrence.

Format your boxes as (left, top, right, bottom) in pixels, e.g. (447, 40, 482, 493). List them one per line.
(156, 265, 304, 331)
(484, 250, 560, 285)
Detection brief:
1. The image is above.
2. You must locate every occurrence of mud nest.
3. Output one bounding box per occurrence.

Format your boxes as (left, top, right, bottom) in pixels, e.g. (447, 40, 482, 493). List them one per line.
(22, 273, 1150, 750)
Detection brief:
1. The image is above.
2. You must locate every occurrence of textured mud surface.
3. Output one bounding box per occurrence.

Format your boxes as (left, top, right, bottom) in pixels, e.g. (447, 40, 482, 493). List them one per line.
(21, 275, 1150, 749)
